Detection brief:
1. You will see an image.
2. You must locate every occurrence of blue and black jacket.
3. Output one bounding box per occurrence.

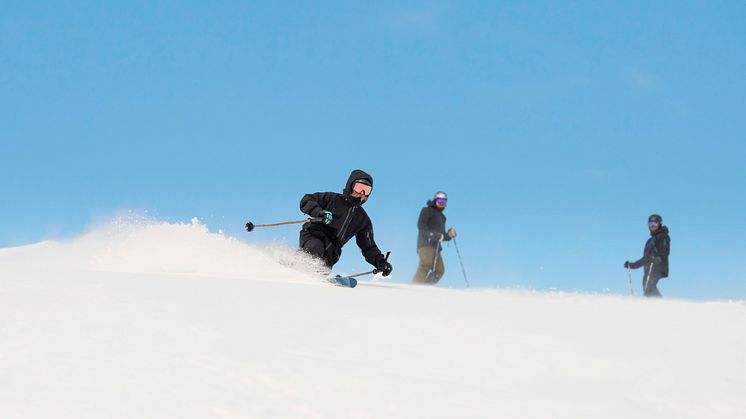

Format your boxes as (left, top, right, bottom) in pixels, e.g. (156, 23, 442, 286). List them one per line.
(630, 226, 671, 278)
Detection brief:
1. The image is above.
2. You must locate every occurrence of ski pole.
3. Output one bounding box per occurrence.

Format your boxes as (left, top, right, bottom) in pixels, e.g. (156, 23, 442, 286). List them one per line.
(335, 270, 377, 281)
(335, 252, 390, 280)
(627, 267, 634, 296)
(452, 237, 470, 288)
(245, 217, 321, 232)
(426, 235, 443, 284)
(644, 260, 655, 296)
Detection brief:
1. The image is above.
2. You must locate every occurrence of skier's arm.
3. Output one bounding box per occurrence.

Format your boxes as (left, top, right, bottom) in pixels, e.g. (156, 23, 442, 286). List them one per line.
(629, 257, 644, 269)
(300, 192, 332, 218)
(356, 221, 383, 267)
(417, 208, 430, 232)
(417, 208, 441, 242)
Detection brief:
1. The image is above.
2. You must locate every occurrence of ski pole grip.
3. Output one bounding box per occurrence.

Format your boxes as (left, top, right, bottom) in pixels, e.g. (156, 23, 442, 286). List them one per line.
(372, 252, 391, 274)
(373, 252, 391, 274)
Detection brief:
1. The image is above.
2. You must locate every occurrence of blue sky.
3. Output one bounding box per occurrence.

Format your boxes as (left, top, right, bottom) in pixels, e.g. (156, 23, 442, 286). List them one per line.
(2, 1, 745, 299)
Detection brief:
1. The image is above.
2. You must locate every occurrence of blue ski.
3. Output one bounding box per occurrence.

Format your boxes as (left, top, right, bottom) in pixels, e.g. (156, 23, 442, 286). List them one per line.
(329, 275, 358, 288)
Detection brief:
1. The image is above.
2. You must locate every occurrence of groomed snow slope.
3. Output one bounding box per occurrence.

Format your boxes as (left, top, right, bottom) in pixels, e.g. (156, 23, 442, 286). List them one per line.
(1, 218, 745, 418)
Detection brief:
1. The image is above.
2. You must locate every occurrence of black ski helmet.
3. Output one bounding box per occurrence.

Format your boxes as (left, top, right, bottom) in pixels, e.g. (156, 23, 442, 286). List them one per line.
(648, 214, 663, 224)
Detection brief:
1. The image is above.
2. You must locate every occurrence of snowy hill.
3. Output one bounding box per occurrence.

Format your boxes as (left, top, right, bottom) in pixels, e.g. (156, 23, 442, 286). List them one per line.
(1, 218, 745, 418)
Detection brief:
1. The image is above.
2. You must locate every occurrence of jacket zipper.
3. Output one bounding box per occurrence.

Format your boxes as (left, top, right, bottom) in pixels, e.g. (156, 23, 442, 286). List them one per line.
(338, 206, 355, 239)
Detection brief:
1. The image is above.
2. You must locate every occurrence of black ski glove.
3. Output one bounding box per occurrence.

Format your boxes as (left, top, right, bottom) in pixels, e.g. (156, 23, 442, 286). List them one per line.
(624, 261, 631, 269)
(315, 210, 333, 225)
(375, 254, 393, 277)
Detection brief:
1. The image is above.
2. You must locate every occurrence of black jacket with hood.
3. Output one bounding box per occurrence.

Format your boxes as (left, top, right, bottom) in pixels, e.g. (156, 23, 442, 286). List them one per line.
(417, 200, 451, 250)
(629, 226, 671, 279)
(299, 169, 384, 267)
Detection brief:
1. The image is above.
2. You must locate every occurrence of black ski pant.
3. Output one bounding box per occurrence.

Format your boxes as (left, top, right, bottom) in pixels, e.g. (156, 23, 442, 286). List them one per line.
(643, 273, 663, 298)
(300, 230, 341, 268)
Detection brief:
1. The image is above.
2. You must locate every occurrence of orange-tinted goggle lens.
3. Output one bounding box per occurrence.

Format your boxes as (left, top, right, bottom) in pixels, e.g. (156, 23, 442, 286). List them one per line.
(353, 182, 372, 196)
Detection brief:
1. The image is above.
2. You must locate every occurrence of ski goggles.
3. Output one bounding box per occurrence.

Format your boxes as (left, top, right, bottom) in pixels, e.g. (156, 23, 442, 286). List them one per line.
(648, 221, 659, 228)
(352, 181, 372, 197)
(435, 197, 447, 207)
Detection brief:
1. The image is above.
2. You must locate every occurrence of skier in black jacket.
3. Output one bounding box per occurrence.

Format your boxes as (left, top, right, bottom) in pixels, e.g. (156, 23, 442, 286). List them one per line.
(625, 214, 671, 297)
(413, 191, 456, 284)
(298, 169, 392, 276)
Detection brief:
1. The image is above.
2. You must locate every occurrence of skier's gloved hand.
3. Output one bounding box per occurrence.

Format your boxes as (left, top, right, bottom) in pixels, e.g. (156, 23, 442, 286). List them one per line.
(447, 228, 457, 239)
(375, 254, 393, 277)
(317, 210, 333, 225)
(624, 261, 631, 269)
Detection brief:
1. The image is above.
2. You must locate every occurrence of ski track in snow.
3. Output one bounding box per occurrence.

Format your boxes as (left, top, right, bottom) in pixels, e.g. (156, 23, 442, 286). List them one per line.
(1, 217, 745, 418)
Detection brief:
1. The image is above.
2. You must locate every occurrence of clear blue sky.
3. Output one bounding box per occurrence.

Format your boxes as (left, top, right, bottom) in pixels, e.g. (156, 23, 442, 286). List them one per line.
(2, 1, 745, 299)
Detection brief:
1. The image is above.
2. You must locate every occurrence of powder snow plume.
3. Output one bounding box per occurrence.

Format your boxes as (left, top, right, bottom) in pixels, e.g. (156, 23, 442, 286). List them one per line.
(0, 215, 327, 283)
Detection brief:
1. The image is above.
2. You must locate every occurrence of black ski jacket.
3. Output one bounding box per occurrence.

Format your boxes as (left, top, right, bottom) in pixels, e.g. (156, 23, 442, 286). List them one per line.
(630, 226, 671, 279)
(417, 200, 451, 250)
(299, 169, 383, 267)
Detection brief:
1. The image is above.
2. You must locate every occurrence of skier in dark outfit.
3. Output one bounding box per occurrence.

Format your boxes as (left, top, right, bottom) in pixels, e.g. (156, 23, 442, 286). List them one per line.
(625, 214, 671, 297)
(298, 169, 392, 277)
(413, 191, 456, 284)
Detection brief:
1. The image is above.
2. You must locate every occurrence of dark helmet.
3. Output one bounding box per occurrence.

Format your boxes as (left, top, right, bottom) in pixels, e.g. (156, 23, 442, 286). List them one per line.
(648, 214, 663, 224)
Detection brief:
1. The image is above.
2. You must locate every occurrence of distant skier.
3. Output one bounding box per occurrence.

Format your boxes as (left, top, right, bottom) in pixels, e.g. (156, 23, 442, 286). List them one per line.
(624, 214, 671, 297)
(298, 169, 392, 277)
(413, 191, 456, 285)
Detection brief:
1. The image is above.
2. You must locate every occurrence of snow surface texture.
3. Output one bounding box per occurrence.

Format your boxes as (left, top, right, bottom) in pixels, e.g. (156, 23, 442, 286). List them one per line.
(1, 218, 745, 418)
